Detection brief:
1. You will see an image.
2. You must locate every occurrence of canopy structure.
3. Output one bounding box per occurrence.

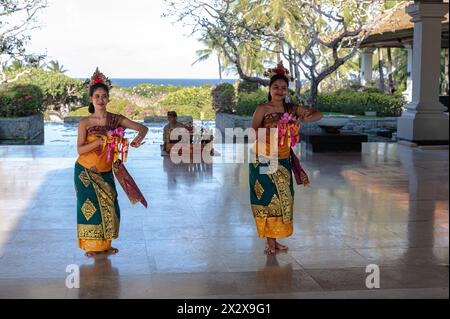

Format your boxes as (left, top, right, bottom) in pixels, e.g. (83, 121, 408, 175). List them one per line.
(358, 0, 449, 146)
(361, 1, 448, 49)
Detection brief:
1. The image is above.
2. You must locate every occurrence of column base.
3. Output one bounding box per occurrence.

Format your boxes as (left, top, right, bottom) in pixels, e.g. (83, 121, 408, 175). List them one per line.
(397, 110, 449, 145)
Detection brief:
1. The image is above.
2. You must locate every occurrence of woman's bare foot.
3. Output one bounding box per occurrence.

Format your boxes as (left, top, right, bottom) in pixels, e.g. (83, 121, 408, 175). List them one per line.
(264, 238, 276, 255)
(275, 241, 288, 251)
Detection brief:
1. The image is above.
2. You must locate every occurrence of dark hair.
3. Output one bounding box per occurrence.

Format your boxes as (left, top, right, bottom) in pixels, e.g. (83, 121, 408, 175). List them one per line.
(88, 83, 110, 113)
(268, 74, 294, 113)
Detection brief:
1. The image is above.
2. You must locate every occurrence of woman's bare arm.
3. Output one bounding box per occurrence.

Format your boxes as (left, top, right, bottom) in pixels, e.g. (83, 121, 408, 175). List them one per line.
(119, 116, 149, 148)
(296, 105, 323, 122)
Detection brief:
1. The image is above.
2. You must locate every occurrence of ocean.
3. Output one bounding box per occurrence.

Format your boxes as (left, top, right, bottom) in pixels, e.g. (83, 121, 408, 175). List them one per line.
(109, 78, 236, 87)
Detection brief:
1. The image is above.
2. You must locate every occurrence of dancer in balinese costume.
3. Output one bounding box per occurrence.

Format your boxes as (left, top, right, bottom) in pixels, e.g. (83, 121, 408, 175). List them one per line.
(249, 62, 323, 255)
(75, 68, 148, 257)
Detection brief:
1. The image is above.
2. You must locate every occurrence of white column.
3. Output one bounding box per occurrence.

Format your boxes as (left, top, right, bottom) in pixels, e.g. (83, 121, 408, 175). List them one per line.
(397, 2, 449, 145)
(360, 48, 375, 86)
(402, 42, 414, 102)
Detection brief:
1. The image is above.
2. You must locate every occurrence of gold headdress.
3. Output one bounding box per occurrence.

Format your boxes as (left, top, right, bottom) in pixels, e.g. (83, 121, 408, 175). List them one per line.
(264, 61, 294, 81)
(84, 67, 112, 89)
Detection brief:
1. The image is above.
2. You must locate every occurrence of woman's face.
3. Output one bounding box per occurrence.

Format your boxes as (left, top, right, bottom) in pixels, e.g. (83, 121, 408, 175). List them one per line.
(90, 88, 109, 112)
(269, 79, 288, 102)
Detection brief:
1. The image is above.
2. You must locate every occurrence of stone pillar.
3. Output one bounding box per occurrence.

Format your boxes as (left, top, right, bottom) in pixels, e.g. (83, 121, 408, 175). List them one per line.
(360, 48, 375, 86)
(402, 42, 414, 102)
(397, 1, 449, 145)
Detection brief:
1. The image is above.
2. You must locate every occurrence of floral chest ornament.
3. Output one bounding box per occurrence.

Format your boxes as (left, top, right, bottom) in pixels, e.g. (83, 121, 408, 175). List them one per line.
(102, 127, 129, 163)
(277, 112, 301, 148)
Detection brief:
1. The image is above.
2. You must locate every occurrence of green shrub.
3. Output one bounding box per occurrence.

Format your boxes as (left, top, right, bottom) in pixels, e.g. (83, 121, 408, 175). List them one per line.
(237, 80, 259, 94)
(68, 99, 143, 120)
(161, 104, 214, 120)
(158, 86, 213, 120)
(211, 83, 235, 113)
(69, 107, 89, 117)
(160, 86, 212, 109)
(127, 83, 181, 98)
(235, 90, 268, 116)
(0, 84, 45, 117)
(15, 68, 86, 109)
(317, 91, 405, 117)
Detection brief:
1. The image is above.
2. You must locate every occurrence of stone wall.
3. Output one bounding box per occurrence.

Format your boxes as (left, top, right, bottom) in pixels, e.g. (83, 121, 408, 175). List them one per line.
(64, 115, 195, 124)
(0, 114, 44, 145)
(144, 116, 193, 124)
(215, 113, 398, 142)
(215, 112, 252, 132)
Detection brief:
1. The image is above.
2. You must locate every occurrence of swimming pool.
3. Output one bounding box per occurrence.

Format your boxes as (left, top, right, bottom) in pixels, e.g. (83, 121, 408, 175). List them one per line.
(44, 120, 216, 145)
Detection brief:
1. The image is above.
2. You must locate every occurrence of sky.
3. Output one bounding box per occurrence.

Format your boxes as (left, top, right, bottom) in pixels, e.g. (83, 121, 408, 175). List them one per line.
(26, 0, 231, 79)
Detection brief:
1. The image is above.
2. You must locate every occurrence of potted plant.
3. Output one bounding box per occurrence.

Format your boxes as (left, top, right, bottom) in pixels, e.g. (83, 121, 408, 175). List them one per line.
(0, 84, 45, 145)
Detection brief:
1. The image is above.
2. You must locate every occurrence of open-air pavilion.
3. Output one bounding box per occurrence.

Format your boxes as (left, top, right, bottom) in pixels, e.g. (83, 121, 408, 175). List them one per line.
(0, 0, 448, 299)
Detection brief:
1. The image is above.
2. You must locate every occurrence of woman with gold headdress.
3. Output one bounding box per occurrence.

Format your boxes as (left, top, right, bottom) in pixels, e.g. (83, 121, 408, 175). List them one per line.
(249, 62, 323, 255)
(75, 68, 148, 257)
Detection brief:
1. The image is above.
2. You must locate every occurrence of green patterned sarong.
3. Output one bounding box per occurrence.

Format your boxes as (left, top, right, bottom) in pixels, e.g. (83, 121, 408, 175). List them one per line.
(74, 162, 121, 244)
(249, 158, 294, 238)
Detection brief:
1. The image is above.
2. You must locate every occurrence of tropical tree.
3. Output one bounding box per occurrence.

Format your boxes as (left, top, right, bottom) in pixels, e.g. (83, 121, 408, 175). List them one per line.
(0, 0, 48, 84)
(164, 0, 394, 107)
(46, 60, 68, 73)
(8, 60, 25, 72)
(193, 36, 226, 81)
(391, 47, 408, 92)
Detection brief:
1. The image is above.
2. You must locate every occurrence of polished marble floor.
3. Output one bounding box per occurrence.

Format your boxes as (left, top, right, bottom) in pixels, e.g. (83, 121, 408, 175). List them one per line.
(0, 142, 448, 298)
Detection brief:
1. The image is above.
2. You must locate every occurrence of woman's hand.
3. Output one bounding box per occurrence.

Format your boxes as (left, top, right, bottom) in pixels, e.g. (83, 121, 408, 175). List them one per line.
(299, 107, 323, 122)
(94, 135, 106, 154)
(119, 116, 148, 148)
(303, 109, 316, 120)
(130, 139, 145, 148)
(130, 131, 146, 148)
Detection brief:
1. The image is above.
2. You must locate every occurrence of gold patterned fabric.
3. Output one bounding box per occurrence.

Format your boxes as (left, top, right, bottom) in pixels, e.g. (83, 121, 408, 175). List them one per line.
(254, 180, 265, 200)
(74, 162, 120, 251)
(80, 198, 96, 221)
(249, 158, 294, 238)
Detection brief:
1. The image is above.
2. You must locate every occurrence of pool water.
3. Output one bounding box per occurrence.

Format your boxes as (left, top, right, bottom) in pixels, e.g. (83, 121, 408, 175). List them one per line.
(45, 120, 216, 146)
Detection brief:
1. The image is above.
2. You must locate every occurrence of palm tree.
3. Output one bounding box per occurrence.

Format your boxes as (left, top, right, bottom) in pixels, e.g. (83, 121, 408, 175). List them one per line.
(46, 60, 68, 73)
(392, 47, 408, 92)
(8, 60, 25, 71)
(193, 38, 225, 82)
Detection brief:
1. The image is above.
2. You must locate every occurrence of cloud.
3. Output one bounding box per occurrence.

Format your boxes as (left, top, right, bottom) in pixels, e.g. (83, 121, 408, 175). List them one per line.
(26, 0, 232, 79)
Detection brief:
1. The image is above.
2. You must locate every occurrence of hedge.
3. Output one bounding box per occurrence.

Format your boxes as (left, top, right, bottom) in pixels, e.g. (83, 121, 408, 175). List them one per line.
(0, 84, 45, 117)
(233, 89, 405, 117)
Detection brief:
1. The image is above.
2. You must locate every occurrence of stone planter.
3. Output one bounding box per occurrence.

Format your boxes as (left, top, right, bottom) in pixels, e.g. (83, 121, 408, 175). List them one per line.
(316, 115, 355, 134)
(364, 111, 377, 117)
(0, 114, 44, 145)
(215, 112, 252, 143)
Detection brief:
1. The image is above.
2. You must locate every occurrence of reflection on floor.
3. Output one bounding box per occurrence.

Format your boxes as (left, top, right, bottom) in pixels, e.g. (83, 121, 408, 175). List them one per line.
(0, 142, 448, 298)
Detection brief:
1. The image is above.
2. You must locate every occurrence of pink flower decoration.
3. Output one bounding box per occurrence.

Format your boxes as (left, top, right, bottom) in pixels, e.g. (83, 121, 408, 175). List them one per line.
(277, 112, 301, 147)
(105, 127, 127, 163)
